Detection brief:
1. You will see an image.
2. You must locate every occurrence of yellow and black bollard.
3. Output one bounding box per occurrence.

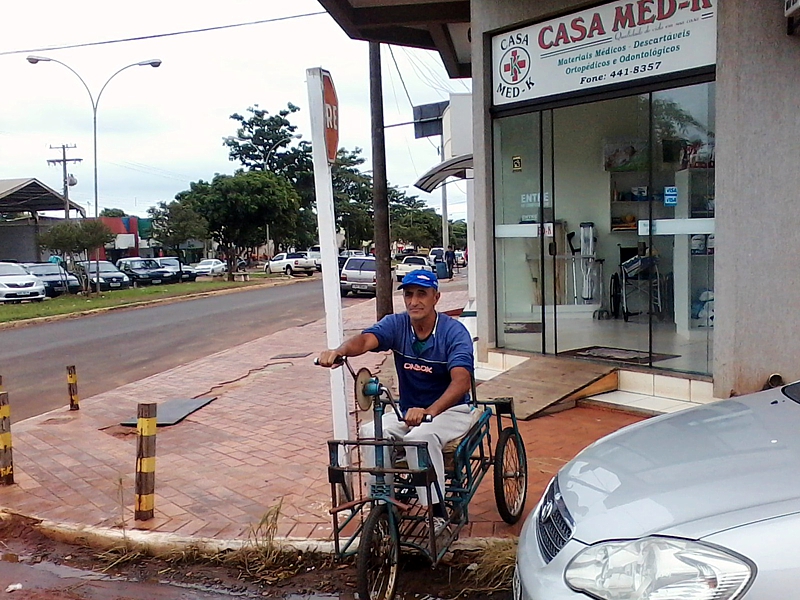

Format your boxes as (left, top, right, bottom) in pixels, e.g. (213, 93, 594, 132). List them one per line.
(66, 366, 79, 411)
(0, 391, 13, 485)
(135, 403, 157, 521)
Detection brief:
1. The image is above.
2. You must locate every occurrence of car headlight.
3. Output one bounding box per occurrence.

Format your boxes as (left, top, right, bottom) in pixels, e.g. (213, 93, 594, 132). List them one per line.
(122, 275, 130, 282)
(565, 537, 753, 600)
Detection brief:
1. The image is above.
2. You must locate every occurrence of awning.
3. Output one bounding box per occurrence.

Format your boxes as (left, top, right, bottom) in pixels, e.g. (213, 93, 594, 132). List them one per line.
(414, 153, 472, 193)
(0, 178, 87, 216)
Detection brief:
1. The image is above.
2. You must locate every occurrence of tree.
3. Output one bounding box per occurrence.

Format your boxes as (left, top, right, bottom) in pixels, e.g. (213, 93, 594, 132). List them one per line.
(99, 208, 127, 217)
(38, 219, 115, 293)
(147, 201, 208, 268)
(178, 170, 300, 280)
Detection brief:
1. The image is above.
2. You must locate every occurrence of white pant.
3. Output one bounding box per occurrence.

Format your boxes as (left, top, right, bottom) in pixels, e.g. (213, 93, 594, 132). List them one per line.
(360, 404, 474, 506)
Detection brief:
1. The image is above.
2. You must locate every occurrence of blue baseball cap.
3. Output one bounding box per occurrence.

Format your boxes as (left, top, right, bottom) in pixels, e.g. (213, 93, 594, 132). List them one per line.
(398, 269, 439, 290)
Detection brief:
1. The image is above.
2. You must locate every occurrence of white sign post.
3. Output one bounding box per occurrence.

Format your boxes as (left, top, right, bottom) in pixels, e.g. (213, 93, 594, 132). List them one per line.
(307, 67, 351, 450)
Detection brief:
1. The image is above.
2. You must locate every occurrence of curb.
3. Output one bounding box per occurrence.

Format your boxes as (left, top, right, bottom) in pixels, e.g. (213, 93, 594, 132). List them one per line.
(2, 508, 508, 559)
(0, 274, 316, 331)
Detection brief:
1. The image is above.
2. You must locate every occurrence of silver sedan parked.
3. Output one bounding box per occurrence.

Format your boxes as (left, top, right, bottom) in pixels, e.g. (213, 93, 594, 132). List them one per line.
(515, 383, 800, 600)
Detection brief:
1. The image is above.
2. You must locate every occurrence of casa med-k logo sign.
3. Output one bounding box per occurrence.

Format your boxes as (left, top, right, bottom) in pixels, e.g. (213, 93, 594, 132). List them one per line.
(497, 44, 535, 101)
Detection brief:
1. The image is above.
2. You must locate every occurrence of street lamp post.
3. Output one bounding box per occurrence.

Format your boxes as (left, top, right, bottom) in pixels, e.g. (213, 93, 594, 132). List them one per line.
(27, 55, 161, 290)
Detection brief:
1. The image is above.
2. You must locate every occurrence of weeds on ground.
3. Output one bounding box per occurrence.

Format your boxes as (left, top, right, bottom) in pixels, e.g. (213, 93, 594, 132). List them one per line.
(454, 538, 518, 596)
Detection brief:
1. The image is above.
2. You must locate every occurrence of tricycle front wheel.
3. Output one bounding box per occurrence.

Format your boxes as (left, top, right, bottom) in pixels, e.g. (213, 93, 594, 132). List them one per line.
(494, 427, 528, 524)
(357, 504, 400, 600)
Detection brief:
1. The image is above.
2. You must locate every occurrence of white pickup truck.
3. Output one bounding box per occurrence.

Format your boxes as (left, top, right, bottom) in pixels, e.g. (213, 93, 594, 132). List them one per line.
(265, 252, 316, 276)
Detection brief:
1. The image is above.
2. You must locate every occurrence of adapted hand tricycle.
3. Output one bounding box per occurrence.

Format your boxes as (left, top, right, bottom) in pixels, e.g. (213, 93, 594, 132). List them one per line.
(323, 358, 528, 600)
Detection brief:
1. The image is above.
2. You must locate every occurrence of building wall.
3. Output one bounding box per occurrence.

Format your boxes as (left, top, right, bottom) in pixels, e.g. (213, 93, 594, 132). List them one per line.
(471, 0, 598, 359)
(0, 221, 44, 262)
(714, 0, 800, 396)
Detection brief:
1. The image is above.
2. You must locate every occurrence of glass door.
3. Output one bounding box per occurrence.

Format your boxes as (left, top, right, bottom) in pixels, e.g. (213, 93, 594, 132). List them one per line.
(552, 95, 652, 363)
(493, 111, 556, 354)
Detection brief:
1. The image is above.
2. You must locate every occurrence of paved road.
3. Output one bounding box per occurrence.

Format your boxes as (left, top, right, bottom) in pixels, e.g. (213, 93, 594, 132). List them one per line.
(0, 278, 367, 423)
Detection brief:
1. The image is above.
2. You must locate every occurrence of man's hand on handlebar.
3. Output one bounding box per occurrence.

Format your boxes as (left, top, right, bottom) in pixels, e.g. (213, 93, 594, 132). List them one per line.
(404, 407, 432, 427)
(317, 350, 344, 368)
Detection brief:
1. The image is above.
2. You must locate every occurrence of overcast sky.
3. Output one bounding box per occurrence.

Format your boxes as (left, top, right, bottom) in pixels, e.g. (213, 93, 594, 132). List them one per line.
(0, 0, 471, 222)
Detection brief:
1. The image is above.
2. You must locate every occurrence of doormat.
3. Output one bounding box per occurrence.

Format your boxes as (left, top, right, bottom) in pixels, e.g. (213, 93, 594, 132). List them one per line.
(504, 322, 543, 334)
(559, 346, 679, 364)
(120, 396, 217, 427)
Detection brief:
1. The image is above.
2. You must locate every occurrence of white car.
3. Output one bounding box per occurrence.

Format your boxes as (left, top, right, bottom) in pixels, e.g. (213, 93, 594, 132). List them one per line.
(340, 249, 366, 257)
(395, 255, 433, 282)
(307, 245, 322, 271)
(194, 259, 226, 276)
(265, 252, 316, 276)
(0, 262, 46, 302)
(428, 247, 445, 265)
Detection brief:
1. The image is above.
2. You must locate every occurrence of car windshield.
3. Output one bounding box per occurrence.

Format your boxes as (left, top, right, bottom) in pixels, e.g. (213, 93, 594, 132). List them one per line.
(128, 259, 160, 269)
(25, 264, 64, 276)
(346, 259, 376, 271)
(430, 249, 444, 257)
(80, 262, 118, 273)
(0, 264, 28, 276)
(404, 257, 426, 265)
(287, 253, 306, 259)
(159, 258, 179, 267)
(783, 382, 800, 404)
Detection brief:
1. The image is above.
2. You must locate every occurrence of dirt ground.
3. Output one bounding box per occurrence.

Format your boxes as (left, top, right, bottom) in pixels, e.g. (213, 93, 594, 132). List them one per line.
(0, 513, 511, 599)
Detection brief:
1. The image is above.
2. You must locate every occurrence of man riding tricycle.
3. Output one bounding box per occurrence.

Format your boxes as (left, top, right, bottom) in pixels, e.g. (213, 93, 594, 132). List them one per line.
(317, 270, 528, 600)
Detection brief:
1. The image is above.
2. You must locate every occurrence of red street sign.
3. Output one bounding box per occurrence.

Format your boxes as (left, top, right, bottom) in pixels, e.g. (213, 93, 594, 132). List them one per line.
(322, 70, 339, 165)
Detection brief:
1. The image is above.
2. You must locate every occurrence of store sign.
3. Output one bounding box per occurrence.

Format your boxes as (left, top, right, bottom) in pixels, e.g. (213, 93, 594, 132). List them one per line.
(492, 0, 717, 106)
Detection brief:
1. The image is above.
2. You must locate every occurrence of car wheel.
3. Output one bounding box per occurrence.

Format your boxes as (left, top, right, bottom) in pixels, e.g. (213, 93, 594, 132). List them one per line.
(264, 265, 270, 274)
(306, 271, 314, 277)
(285, 266, 294, 276)
(32, 298, 44, 303)
(340, 289, 349, 297)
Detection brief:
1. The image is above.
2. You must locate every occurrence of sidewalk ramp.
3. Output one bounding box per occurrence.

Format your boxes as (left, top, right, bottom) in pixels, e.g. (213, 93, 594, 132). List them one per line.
(476, 355, 616, 420)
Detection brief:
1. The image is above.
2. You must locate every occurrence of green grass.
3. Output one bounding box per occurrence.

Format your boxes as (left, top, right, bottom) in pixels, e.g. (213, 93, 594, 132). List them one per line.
(0, 275, 284, 324)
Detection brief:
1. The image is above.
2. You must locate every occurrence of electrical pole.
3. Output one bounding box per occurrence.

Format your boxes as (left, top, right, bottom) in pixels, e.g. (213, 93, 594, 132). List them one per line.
(440, 133, 449, 249)
(47, 144, 82, 219)
(370, 42, 393, 320)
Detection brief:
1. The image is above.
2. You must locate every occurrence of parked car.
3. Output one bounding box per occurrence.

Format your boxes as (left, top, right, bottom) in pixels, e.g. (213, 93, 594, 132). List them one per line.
(428, 247, 445, 264)
(514, 383, 800, 600)
(194, 259, 226, 276)
(116, 257, 178, 286)
(307, 245, 322, 271)
(0, 262, 46, 302)
(22, 262, 81, 297)
(338, 255, 348, 273)
(73, 261, 131, 292)
(153, 257, 197, 282)
(340, 256, 376, 296)
(395, 255, 433, 282)
(455, 250, 467, 267)
(265, 252, 316, 276)
(340, 249, 366, 258)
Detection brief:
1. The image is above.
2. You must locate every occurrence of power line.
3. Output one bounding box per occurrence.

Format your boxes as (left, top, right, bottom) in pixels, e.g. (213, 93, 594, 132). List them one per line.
(388, 46, 415, 107)
(0, 11, 326, 57)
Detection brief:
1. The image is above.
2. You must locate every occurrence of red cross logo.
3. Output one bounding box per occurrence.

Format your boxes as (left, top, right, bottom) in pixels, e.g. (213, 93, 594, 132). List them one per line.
(503, 49, 527, 83)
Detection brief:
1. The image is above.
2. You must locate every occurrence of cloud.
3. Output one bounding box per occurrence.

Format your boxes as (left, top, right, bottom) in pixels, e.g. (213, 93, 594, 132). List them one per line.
(0, 0, 469, 220)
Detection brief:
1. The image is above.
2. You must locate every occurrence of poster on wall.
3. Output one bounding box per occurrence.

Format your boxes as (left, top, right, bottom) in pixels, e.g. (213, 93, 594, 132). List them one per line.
(492, 0, 717, 106)
(603, 138, 648, 171)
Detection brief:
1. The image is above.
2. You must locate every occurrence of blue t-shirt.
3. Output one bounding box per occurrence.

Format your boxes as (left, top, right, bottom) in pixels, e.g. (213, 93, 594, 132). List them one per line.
(363, 312, 474, 412)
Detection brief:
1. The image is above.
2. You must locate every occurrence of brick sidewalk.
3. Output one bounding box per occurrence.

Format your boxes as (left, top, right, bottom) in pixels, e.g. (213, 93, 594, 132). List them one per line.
(0, 286, 643, 544)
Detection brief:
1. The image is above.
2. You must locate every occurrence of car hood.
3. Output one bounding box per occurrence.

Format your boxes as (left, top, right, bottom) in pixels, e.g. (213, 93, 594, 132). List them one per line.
(561, 389, 800, 542)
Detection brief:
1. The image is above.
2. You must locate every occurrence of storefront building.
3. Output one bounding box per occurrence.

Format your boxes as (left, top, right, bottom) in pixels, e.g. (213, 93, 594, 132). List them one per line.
(320, 0, 800, 398)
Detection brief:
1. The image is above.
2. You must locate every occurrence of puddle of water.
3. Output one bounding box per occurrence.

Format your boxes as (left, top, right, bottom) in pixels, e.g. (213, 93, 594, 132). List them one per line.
(30, 560, 111, 580)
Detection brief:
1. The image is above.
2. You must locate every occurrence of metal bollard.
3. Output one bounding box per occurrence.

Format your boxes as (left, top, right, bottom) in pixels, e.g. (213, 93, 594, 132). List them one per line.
(135, 403, 157, 521)
(0, 391, 13, 485)
(66, 366, 79, 411)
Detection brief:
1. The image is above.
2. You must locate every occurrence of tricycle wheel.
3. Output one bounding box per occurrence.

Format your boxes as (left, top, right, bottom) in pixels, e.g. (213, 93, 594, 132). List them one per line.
(494, 427, 528, 524)
(357, 504, 400, 600)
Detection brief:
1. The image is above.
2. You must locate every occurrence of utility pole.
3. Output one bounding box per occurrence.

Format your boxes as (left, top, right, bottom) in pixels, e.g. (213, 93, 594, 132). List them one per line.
(440, 133, 449, 249)
(47, 144, 82, 219)
(370, 42, 393, 320)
